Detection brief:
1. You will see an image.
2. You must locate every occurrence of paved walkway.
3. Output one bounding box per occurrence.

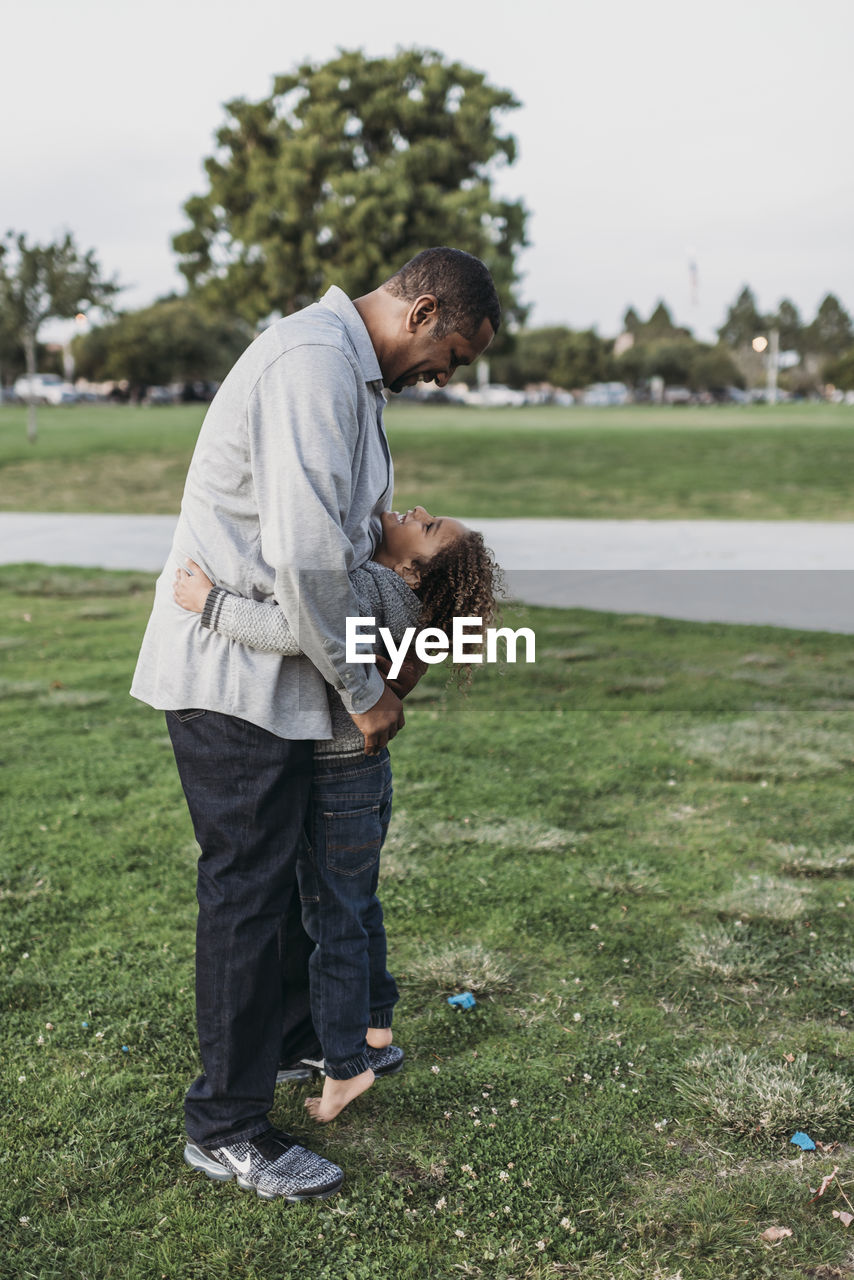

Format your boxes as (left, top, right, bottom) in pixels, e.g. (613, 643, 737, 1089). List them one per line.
(1, 513, 852, 633)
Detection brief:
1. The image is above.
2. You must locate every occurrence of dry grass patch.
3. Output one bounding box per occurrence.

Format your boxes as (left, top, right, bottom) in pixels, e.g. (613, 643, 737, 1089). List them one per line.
(0, 678, 44, 698)
(402, 941, 514, 996)
(811, 951, 854, 988)
(738, 653, 783, 668)
(716, 873, 810, 921)
(377, 808, 582, 870)
(680, 923, 777, 981)
(679, 709, 854, 781)
(36, 688, 110, 709)
(583, 859, 664, 896)
(675, 1048, 853, 1138)
(607, 676, 669, 694)
(539, 646, 600, 662)
(428, 816, 584, 851)
(768, 842, 854, 877)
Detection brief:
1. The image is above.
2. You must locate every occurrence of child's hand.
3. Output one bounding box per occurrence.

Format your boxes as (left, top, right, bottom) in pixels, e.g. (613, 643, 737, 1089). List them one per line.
(173, 559, 214, 613)
(376, 652, 428, 699)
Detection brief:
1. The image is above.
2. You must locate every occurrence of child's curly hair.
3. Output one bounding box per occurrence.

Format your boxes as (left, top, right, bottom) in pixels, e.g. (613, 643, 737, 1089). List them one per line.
(410, 529, 505, 681)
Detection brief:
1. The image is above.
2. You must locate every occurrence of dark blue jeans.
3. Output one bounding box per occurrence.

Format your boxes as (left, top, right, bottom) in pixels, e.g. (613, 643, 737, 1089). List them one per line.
(298, 750, 399, 1079)
(166, 708, 317, 1147)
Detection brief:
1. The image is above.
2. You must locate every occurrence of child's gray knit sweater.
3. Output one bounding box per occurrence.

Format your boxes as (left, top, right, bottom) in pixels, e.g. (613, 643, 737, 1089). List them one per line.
(200, 560, 421, 761)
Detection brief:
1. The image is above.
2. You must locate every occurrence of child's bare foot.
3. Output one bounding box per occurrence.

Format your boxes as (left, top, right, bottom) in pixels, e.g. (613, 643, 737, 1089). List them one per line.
(304, 1069, 375, 1122)
(366, 1027, 393, 1048)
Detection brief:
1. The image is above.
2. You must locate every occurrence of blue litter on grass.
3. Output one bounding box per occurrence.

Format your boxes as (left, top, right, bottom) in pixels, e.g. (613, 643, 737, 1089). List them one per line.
(447, 992, 476, 1010)
(790, 1131, 816, 1150)
(121, 1045, 130, 1053)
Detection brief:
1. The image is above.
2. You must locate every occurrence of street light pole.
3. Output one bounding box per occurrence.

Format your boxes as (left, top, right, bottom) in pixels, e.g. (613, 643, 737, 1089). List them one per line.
(752, 330, 780, 403)
(767, 328, 779, 405)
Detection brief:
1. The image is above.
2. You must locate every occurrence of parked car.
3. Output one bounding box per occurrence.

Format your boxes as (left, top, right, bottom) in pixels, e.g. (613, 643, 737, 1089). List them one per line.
(465, 383, 529, 407)
(142, 385, 179, 406)
(663, 386, 693, 405)
(582, 382, 630, 406)
(13, 373, 78, 405)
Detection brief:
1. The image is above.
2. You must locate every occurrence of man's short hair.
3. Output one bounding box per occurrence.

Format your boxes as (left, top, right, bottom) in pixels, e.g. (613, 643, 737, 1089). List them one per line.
(384, 247, 500, 339)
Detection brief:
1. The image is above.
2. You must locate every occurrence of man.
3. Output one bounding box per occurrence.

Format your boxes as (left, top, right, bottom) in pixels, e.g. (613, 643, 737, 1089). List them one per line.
(131, 247, 499, 1201)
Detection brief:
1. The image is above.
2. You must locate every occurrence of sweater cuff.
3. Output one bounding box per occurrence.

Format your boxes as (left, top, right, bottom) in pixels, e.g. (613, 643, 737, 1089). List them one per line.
(337, 665, 386, 715)
(200, 586, 228, 631)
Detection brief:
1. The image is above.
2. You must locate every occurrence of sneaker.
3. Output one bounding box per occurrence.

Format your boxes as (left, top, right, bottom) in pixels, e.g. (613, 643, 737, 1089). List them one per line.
(275, 1056, 325, 1084)
(366, 1044, 404, 1077)
(277, 1045, 404, 1082)
(183, 1127, 343, 1201)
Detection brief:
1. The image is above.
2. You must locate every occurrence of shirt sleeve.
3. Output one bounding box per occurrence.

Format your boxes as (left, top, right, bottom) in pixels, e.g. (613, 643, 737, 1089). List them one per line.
(200, 586, 302, 655)
(246, 343, 386, 715)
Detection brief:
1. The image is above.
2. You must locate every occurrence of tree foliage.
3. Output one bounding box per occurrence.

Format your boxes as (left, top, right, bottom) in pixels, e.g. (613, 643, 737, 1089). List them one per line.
(717, 285, 765, 348)
(641, 301, 691, 342)
(490, 326, 609, 389)
(823, 346, 854, 390)
(614, 338, 742, 392)
(0, 230, 120, 440)
(771, 297, 803, 352)
(173, 48, 527, 329)
(72, 297, 253, 395)
(807, 293, 853, 357)
(687, 345, 744, 391)
(641, 338, 695, 385)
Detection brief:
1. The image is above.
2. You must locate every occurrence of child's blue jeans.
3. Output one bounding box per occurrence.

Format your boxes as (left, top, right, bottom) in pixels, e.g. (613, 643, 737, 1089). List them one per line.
(298, 749, 399, 1080)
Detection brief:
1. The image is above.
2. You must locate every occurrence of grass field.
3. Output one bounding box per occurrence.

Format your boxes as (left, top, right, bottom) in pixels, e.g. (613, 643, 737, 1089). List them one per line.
(2, 402, 854, 519)
(2, 565, 853, 1279)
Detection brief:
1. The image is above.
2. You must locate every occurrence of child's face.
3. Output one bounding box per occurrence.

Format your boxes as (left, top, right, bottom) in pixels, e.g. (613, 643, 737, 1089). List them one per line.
(377, 506, 466, 570)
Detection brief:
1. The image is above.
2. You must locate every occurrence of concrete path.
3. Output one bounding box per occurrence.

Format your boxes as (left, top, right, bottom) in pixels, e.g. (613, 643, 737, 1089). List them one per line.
(1, 513, 852, 633)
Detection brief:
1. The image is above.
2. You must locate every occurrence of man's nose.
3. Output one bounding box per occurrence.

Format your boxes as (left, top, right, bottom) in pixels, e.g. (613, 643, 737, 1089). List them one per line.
(433, 370, 450, 388)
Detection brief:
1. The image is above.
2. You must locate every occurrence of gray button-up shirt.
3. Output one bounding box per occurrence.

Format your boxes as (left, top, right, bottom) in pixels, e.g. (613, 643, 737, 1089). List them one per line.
(130, 287, 392, 739)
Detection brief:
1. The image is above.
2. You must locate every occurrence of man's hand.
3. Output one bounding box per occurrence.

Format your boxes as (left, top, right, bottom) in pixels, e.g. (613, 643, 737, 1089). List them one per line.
(375, 653, 428, 700)
(350, 684, 405, 755)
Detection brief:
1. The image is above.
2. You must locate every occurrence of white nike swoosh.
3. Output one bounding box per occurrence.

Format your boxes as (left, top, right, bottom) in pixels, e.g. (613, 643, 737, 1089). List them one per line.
(230, 1153, 253, 1176)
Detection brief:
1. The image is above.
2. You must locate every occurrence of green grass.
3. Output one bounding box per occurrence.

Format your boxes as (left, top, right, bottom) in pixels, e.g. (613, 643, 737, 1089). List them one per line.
(2, 565, 853, 1279)
(2, 402, 854, 519)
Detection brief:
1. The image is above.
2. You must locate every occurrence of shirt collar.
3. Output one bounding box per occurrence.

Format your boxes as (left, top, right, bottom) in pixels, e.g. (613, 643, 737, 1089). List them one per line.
(319, 286, 383, 386)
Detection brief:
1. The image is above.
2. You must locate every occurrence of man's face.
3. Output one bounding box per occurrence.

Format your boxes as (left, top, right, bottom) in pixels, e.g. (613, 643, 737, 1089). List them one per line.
(385, 312, 495, 394)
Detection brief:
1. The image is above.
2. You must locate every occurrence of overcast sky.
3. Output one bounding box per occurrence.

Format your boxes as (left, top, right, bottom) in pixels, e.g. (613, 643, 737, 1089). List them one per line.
(5, 0, 852, 343)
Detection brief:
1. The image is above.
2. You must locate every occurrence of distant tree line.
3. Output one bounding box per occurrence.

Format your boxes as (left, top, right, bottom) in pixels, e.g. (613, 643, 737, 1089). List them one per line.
(481, 288, 854, 395)
(4, 45, 854, 441)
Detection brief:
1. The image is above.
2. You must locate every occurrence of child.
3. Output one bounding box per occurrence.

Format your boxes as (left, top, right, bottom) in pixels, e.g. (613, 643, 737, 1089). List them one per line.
(173, 506, 502, 1121)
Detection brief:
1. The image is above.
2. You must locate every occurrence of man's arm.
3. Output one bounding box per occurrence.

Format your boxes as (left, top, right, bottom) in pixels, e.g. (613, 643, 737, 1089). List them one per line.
(177, 564, 409, 754)
(247, 343, 400, 749)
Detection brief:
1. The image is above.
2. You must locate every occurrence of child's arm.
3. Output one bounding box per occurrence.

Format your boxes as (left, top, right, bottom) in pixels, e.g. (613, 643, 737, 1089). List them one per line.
(173, 558, 302, 656)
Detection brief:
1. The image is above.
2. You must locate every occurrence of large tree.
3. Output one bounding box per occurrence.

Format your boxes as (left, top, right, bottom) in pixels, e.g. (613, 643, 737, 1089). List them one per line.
(490, 326, 610, 390)
(642, 301, 691, 341)
(688, 345, 744, 393)
(807, 293, 853, 357)
(173, 48, 528, 330)
(0, 231, 120, 441)
(771, 297, 803, 352)
(717, 285, 765, 349)
(73, 296, 253, 399)
(824, 346, 854, 390)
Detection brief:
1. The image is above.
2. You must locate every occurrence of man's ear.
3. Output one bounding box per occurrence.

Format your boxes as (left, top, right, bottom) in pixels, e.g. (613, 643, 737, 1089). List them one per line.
(397, 561, 422, 589)
(405, 294, 439, 332)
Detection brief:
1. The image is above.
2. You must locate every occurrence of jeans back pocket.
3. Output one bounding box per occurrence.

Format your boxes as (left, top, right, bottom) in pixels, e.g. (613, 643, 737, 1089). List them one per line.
(322, 803, 382, 876)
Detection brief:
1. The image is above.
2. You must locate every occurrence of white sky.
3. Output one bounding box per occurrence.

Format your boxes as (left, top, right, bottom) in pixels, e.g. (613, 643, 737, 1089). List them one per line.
(5, 0, 852, 342)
